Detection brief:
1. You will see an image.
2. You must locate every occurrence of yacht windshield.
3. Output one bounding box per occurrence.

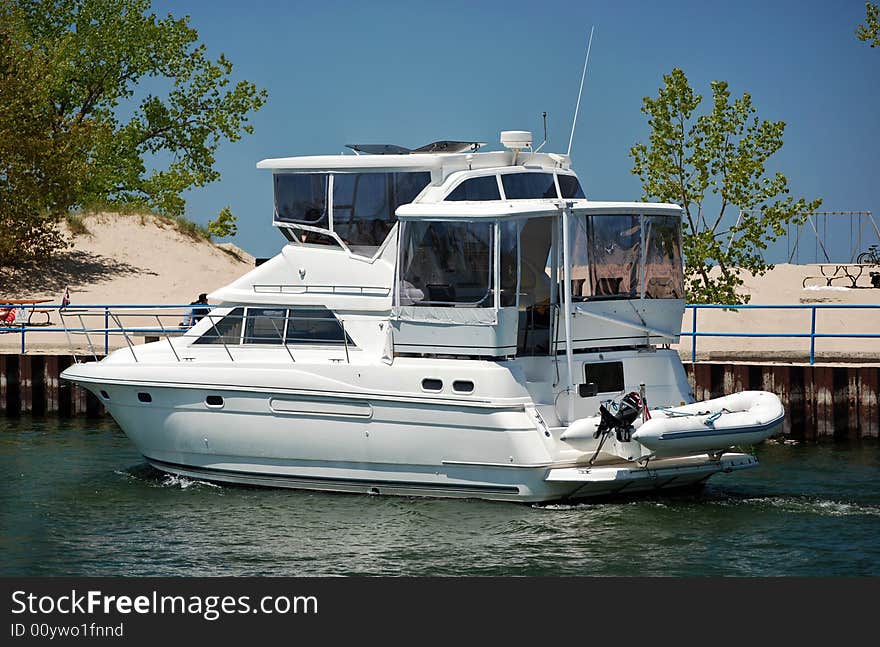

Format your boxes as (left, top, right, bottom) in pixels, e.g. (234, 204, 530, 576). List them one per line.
(501, 173, 558, 199)
(398, 221, 494, 306)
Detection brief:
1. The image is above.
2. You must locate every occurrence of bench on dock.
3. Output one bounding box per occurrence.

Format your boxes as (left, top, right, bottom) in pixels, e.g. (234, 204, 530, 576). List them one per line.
(26, 309, 52, 326)
(0, 298, 53, 327)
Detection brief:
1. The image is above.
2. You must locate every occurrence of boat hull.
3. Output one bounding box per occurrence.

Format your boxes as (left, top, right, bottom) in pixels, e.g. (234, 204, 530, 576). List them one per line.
(67, 375, 759, 503)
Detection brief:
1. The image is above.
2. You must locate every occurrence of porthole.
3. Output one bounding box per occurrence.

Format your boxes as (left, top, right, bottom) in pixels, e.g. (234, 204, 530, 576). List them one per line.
(99, 390, 110, 400)
(206, 395, 224, 407)
(452, 380, 474, 393)
(421, 378, 443, 392)
(137, 392, 152, 403)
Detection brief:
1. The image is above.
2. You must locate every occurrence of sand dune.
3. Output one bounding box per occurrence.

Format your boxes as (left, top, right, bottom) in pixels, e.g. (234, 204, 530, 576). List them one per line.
(0, 212, 253, 304)
(0, 213, 254, 352)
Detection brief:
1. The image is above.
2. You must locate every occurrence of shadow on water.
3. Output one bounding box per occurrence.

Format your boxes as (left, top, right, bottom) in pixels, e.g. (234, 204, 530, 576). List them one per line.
(1, 416, 878, 577)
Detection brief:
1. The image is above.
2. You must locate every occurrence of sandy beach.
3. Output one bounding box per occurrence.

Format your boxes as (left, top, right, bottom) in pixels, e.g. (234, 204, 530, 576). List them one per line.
(1, 213, 878, 362)
(0, 213, 253, 353)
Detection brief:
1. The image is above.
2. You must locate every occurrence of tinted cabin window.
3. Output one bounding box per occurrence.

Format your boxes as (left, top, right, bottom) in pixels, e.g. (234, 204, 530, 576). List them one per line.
(394, 172, 432, 205)
(557, 174, 585, 198)
(584, 362, 624, 393)
(446, 175, 501, 201)
(274, 174, 329, 225)
(286, 308, 350, 345)
(501, 173, 558, 199)
(332, 172, 430, 255)
(398, 221, 494, 307)
(194, 307, 244, 345)
(243, 308, 287, 344)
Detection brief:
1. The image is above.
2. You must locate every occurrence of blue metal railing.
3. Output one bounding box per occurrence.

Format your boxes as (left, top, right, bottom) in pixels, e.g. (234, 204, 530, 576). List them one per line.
(681, 303, 880, 365)
(4, 302, 880, 365)
(0, 303, 195, 355)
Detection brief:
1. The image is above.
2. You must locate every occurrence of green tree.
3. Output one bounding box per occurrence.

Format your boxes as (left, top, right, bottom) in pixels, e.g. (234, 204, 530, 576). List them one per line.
(0, 8, 92, 262)
(630, 68, 822, 304)
(0, 0, 266, 264)
(207, 205, 237, 239)
(857, 2, 880, 47)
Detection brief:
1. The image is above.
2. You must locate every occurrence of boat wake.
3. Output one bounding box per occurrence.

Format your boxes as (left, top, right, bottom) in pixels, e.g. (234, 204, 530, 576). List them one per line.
(537, 495, 880, 517)
(114, 465, 222, 490)
(729, 496, 880, 517)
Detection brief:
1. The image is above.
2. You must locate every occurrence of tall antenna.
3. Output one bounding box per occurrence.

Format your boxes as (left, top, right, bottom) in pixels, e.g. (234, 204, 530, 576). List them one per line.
(567, 26, 595, 157)
(535, 111, 548, 152)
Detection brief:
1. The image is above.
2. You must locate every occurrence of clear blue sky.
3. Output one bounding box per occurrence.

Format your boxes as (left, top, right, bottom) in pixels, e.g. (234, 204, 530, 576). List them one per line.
(150, 0, 880, 262)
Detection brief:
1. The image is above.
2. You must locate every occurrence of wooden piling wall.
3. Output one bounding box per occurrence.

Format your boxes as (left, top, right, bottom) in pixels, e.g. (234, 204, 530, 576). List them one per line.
(684, 362, 879, 440)
(1, 354, 104, 418)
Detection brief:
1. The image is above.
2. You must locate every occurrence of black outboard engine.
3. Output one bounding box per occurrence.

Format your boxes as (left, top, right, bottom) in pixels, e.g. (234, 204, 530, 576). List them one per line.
(594, 391, 643, 443)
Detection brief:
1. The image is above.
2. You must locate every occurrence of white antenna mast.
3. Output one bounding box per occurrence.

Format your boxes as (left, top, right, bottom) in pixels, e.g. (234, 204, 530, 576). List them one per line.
(567, 26, 595, 157)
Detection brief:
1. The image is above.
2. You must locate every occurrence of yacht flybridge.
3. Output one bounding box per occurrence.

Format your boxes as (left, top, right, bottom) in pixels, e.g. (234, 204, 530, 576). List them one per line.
(61, 131, 783, 503)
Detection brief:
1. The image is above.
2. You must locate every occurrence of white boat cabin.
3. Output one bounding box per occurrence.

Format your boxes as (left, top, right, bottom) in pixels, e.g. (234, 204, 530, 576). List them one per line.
(207, 133, 685, 362)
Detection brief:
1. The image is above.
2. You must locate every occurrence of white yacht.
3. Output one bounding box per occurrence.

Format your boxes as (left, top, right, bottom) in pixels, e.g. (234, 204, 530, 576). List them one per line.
(61, 131, 783, 503)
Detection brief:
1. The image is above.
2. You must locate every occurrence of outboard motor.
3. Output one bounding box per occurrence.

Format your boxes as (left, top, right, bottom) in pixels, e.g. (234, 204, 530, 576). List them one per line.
(594, 391, 643, 443)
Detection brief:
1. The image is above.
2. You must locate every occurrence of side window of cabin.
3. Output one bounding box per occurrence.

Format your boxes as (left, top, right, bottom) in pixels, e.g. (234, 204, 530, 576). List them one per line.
(332, 171, 431, 256)
(194, 307, 244, 345)
(501, 173, 558, 199)
(445, 175, 501, 201)
(243, 308, 286, 344)
(557, 174, 585, 199)
(286, 308, 350, 345)
(643, 215, 684, 299)
(586, 214, 643, 299)
(398, 221, 494, 307)
(195, 307, 353, 346)
(273, 174, 329, 226)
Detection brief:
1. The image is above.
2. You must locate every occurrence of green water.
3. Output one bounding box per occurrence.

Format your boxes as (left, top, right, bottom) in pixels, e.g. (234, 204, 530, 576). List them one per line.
(1, 416, 878, 576)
